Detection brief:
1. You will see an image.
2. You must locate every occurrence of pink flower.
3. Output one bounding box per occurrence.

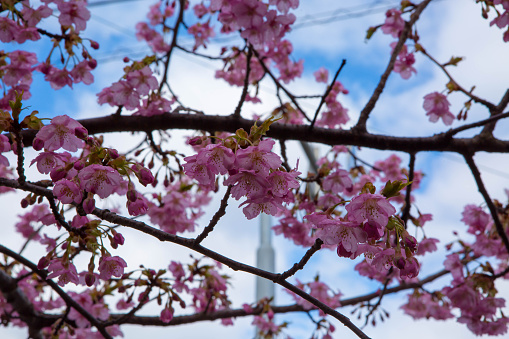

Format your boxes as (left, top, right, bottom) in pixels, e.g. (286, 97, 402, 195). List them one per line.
(53, 179, 82, 204)
(241, 194, 282, 219)
(394, 48, 416, 79)
(267, 169, 300, 197)
(33, 115, 86, 152)
(269, 0, 299, 14)
(416, 237, 439, 255)
(183, 154, 216, 189)
(70, 60, 94, 85)
(47, 260, 80, 286)
(322, 169, 353, 194)
(188, 22, 216, 50)
(315, 220, 367, 253)
(98, 255, 127, 280)
(196, 143, 235, 175)
(78, 164, 124, 198)
(345, 193, 396, 229)
(423, 92, 455, 125)
(127, 66, 158, 96)
(381, 9, 405, 38)
(58, 0, 91, 32)
(235, 139, 282, 175)
(461, 204, 490, 234)
(223, 169, 270, 199)
(314, 67, 329, 83)
(126, 191, 149, 216)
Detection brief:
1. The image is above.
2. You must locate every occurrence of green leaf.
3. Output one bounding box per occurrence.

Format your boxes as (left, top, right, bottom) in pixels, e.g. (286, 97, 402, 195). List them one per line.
(381, 180, 412, 198)
(443, 56, 464, 67)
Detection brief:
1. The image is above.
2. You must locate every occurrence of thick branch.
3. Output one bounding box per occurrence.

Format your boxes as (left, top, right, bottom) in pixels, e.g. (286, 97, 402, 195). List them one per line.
(18, 113, 509, 154)
(106, 268, 451, 326)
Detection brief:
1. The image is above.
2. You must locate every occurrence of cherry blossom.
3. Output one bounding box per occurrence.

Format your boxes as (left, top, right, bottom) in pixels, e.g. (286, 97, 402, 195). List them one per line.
(77, 164, 124, 199)
(98, 255, 127, 280)
(345, 193, 396, 229)
(33, 115, 87, 152)
(423, 92, 455, 125)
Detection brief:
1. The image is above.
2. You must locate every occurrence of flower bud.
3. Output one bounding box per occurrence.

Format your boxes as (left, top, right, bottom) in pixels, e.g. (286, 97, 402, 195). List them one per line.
(74, 126, 88, 139)
(83, 196, 96, 214)
(37, 256, 50, 269)
(85, 273, 96, 287)
(50, 168, 67, 182)
(90, 40, 100, 49)
(32, 138, 44, 151)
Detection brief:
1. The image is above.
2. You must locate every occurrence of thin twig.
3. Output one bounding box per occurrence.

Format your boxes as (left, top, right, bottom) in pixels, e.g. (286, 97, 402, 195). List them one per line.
(194, 186, 232, 245)
(158, 0, 186, 93)
(233, 46, 253, 118)
(362, 270, 392, 328)
(463, 153, 509, 254)
(445, 111, 509, 137)
(279, 139, 291, 172)
(309, 59, 346, 130)
(420, 49, 496, 112)
(175, 44, 226, 60)
(251, 48, 312, 123)
(401, 153, 416, 226)
(279, 238, 323, 280)
(354, 0, 433, 132)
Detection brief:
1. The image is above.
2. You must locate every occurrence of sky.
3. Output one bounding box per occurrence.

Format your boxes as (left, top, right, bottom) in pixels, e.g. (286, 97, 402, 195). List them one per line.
(2, 0, 509, 338)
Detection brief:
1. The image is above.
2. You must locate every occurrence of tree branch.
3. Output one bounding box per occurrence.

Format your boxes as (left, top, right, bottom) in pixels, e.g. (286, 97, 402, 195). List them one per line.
(463, 154, 509, 255)
(232, 46, 252, 118)
(193, 185, 232, 245)
(279, 238, 323, 280)
(354, 0, 433, 132)
(0, 245, 113, 339)
(0, 178, 369, 338)
(16, 113, 509, 154)
(309, 59, 346, 130)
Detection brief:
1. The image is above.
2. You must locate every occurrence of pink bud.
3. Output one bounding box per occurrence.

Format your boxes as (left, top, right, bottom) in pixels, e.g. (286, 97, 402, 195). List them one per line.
(74, 160, 85, 171)
(160, 307, 173, 323)
(113, 232, 125, 246)
(20, 198, 29, 208)
(108, 148, 119, 159)
(74, 126, 88, 139)
(83, 196, 95, 214)
(127, 190, 137, 202)
(188, 136, 203, 146)
(138, 167, 154, 186)
(50, 168, 67, 182)
(123, 57, 130, 63)
(85, 273, 96, 287)
(33, 138, 44, 151)
(37, 256, 50, 269)
(88, 59, 97, 69)
(90, 40, 100, 49)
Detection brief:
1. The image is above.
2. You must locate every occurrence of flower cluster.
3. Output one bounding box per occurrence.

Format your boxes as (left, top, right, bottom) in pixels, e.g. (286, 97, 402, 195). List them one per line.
(315, 81, 350, 129)
(184, 129, 300, 219)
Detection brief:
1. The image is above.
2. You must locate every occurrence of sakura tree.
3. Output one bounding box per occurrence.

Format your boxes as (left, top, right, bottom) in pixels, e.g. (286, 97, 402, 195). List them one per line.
(1, 0, 509, 338)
